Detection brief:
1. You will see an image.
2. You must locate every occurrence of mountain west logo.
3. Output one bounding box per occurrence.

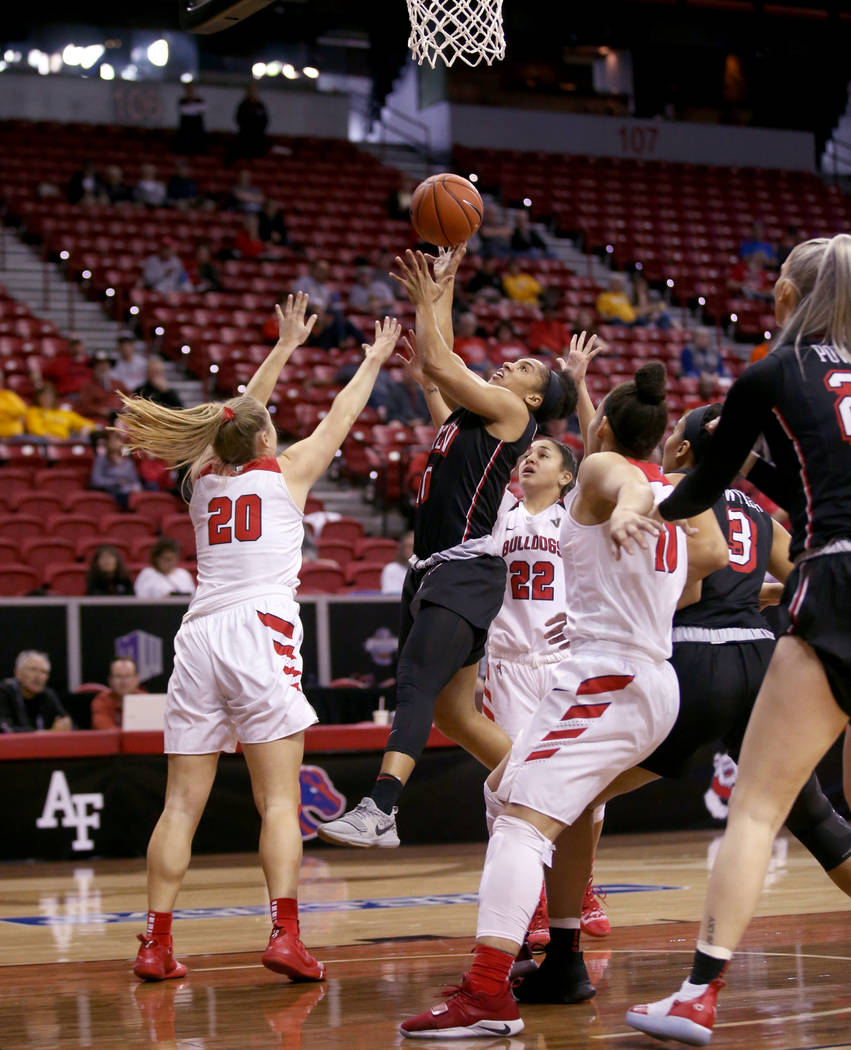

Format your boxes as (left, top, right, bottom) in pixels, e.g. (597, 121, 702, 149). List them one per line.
(299, 766, 345, 840)
(36, 770, 104, 851)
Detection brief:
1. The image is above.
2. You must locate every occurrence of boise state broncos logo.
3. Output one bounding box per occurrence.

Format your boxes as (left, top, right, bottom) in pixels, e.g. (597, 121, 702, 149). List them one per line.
(299, 765, 346, 840)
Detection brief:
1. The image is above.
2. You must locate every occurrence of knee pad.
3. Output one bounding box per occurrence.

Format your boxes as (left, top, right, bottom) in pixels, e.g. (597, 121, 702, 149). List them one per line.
(492, 814, 555, 868)
(790, 809, 851, 871)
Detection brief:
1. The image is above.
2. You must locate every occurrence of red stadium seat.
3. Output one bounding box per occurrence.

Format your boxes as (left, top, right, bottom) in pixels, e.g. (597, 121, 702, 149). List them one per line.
(159, 514, 196, 557)
(21, 537, 77, 577)
(320, 517, 365, 545)
(129, 535, 156, 563)
(0, 563, 40, 595)
(65, 491, 120, 516)
(0, 468, 36, 495)
(298, 562, 346, 595)
(356, 538, 398, 562)
(35, 473, 87, 500)
(44, 562, 88, 596)
(99, 514, 157, 541)
(318, 541, 357, 567)
(0, 514, 45, 542)
(127, 491, 181, 527)
(0, 538, 19, 562)
(46, 513, 101, 544)
(346, 562, 386, 591)
(16, 492, 65, 519)
(76, 536, 133, 563)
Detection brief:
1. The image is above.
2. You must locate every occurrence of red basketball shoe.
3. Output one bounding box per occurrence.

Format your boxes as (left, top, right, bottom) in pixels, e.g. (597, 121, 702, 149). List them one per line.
(262, 926, 326, 981)
(527, 885, 550, 951)
(580, 877, 610, 938)
(400, 974, 523, 1039)
(133, 933, 188, 981)
(626, 977, 724, 1046)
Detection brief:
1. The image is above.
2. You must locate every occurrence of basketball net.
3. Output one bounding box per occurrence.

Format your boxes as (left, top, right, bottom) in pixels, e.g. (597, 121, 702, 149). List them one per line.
(406, 0, 505, 68)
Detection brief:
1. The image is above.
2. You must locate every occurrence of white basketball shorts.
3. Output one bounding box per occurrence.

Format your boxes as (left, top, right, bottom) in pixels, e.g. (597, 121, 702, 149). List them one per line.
(165, 595, 318, 754)
(484, 653, 570, 742)
(496, 645, 679, 827)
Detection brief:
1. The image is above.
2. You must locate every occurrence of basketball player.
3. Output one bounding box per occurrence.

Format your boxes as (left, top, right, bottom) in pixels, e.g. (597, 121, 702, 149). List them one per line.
(400, 362, 699, 1038)
(627, 234, 851, 1045)
(519, 401, 851, 1007)
(120, 294, 401, 982)
(318, 248, 578, 849)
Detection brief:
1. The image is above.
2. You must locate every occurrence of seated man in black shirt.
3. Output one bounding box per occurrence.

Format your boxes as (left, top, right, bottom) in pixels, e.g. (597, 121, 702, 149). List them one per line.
(0, 650, 71, 732)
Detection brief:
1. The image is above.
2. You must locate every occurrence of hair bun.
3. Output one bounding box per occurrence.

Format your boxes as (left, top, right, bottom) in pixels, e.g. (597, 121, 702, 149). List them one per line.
(634, 362, 667, 405)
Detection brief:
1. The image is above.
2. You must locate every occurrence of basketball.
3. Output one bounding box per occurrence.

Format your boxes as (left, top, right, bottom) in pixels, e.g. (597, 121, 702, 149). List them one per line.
(410, 173, 484, 247)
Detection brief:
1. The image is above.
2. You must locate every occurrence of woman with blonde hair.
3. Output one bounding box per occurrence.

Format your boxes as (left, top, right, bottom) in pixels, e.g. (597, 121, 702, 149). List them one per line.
(628, 234, 851, 1044)
(121, 292, 401, 984)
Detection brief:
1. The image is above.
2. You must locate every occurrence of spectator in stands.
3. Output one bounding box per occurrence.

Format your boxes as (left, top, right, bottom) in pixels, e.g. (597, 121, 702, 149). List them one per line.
(738, 219, 775, 263)
(292, 259, 336, 313)
(134, 537, 196, 598)
(386, 174, 415, 221)
(134, 164, 167, 208)
(0, 651, 71, 733)
(229, 168, 265, 213)
(727, 250, 774, 301)
(775, 225, 801, 269)
(76, 357, 126, 422)
(491, 320, 527, 362)
(90, 657, 142, 729)
(596, 274, 637, 324)
(86, 545, 134, 597)
(102, 165, 133, 205)
(680, 327, 729, 380)
(42, 337, 92, 398)
(91, 429, 142, 508)
(510, 211, 548, 258)
(633, 273, 674, 329)
(258, 198, 290, 247)
(465, 256, 505, 304)
(110, 335, 148, 391)
(0, 369, 28, 437)
(234, 83, 269, 160)
(371, 250, 400, 300)
(235, 213, 266, 260)
(528, 299, 572, 356)
(396, 368, 430, 424)
(134, 357, 183, 409)
(166, 160, 201, 209)
(25, 383, 93, 440)
(175, 81, 207, 155)
(307, 309, 365, 352)
(478, 203, 513, 258)
(452, 312, 490, 370)
(348, 266, 396, 313)
(66, 159, 104, 206)
(187, 243, 222, 293)
(142, 240, 189, 294)
(750, 331, 773, 364)
(571, 306, 598, 337)
(381, 532, 414, 595)
(502, 258, 542, 305)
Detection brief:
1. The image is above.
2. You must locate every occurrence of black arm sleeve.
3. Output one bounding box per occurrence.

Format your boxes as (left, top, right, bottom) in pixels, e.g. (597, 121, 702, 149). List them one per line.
(659, 355, 782, 521)
(746, 456, 793, 511)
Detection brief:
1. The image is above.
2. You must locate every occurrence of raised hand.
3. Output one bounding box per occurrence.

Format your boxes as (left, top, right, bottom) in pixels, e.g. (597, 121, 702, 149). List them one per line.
(559, 330, 602, 385)
(396, 329, 426, 386)
(275, 292, 318, 348)
(364, 317, 402, 364)
(429, 243, 467, 284)
(608, 506, 661, 559)
(390, 250, 450, 307)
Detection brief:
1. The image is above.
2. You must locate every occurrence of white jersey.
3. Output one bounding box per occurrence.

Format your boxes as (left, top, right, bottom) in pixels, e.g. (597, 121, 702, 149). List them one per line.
(561, 460, 687, 662)
(187, 456, 303, 619)
(489, 497, 567, 656)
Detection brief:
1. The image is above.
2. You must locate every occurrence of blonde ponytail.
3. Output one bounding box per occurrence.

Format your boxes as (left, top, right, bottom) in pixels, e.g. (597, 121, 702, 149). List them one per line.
(117, 393, 270, 471)
(778, 234, 851, 364)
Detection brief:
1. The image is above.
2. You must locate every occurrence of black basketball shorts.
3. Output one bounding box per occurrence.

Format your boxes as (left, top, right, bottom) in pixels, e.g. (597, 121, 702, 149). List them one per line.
(642, 638, 776, 778)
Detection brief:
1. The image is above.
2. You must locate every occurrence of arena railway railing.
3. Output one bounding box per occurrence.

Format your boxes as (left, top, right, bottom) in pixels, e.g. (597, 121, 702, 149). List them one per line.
(0, 592, 404, 693)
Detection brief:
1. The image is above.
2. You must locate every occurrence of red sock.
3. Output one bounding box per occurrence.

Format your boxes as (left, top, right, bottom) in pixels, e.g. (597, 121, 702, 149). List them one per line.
(146, 910, 173, 947)
(270, 897, 299, 937)
(469, 944, 513, 997)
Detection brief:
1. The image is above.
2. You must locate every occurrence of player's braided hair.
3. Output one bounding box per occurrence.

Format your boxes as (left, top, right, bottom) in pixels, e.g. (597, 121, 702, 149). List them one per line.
(604, 361, 668, 460)
(117, 393, 271, 474)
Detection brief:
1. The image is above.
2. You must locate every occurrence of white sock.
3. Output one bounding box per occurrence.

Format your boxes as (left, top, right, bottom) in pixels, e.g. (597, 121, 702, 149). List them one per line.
(477, 814, 554, 944)
(483, 782, 502, 838)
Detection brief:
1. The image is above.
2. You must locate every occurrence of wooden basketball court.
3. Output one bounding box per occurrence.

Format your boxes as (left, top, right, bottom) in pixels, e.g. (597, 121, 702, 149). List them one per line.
(1, 830, 849, 1049)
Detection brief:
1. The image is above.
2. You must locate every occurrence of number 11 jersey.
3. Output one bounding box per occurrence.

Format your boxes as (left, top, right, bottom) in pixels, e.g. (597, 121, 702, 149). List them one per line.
(188, 457, 303, 619)
(489, 497, 566, 655)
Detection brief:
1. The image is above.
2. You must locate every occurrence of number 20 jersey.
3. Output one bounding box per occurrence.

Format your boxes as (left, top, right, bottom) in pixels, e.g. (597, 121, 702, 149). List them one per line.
(187, 457, 303, 619)
(489, 496, 566, 655)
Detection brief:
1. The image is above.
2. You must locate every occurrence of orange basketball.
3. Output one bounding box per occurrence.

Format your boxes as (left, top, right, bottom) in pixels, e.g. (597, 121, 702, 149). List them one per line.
(410, 173, 484, 247)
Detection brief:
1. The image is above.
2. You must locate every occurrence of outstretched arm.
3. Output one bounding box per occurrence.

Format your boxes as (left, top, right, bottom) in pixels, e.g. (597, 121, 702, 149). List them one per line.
(245, 293, 317, 406)
(396, 330, 453, 428)
(559, 330, 601, 449)
(572, 451, 660, 558)
(279, 317, 401, 507)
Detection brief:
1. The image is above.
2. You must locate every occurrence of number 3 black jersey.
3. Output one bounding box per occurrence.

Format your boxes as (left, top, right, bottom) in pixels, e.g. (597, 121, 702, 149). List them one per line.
(414, 407, 537, 560)
(660, 342, 851, 560)
(674, 486, 775, 632)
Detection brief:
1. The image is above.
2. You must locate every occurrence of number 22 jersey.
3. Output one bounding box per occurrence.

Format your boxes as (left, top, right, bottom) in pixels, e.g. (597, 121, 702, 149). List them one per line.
(187, 457, 304, 619)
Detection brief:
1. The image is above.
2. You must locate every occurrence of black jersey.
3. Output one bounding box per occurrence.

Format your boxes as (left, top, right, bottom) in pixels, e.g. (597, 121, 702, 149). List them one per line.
(660, 342, 851, 559)
(674, 486, 774, 631)
(413, 407, 537, 559)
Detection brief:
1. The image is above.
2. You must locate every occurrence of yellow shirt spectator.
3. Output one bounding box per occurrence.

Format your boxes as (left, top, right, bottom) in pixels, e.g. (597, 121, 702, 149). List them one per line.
(0, 388, 28, 438)
(26, 383, 94, 439)
(596, 276, 638, 324)
(502, 267, 542, 305)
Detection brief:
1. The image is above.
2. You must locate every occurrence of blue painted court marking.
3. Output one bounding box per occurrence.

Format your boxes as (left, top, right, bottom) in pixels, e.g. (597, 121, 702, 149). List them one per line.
(1, 884, 682, 927)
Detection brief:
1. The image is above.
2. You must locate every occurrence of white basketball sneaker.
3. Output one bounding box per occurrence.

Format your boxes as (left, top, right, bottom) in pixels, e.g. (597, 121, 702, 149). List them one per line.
(626, 976, 724, 1046)
(316, 797, 400, 848)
